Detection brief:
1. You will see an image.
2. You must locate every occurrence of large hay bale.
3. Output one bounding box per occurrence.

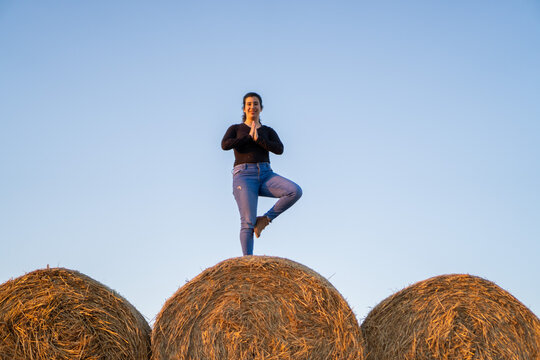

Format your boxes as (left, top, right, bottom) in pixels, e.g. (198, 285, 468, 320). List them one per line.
(152, 256, 364, 360)
(0, 267, 151, 360)
(361, 274, 540, 360)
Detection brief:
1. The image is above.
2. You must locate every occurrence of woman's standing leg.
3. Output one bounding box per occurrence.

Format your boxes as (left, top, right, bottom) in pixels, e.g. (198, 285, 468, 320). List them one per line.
(233, 169, 259, 255)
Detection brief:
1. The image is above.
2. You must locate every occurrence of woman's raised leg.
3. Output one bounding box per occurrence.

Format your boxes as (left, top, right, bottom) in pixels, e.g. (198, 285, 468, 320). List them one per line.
(259, 173, 302, 221)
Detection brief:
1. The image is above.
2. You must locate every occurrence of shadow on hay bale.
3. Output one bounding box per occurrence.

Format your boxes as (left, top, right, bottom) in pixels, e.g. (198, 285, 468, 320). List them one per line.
(152, 256, 364, 360)
(0, 267, 151, 360)
(361, 274, 540, 360)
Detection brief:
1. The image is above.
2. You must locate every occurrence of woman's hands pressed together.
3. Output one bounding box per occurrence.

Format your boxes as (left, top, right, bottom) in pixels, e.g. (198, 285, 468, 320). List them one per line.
(249, 121, 259, 141)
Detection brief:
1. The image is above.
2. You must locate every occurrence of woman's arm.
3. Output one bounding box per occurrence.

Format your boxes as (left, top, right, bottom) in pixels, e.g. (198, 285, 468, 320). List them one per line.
(255, 127, 284, 155)
(221, 125, 250, 150)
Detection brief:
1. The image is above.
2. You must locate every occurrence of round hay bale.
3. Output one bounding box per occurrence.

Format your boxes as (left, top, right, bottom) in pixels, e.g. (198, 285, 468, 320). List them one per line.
(361, 274, 540, 360)
(0, 267, 151, 360)
(152, 256, 364, 360)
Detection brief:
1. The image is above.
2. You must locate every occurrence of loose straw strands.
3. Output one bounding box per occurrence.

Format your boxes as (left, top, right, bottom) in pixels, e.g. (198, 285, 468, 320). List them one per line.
(0, 267, 151, 360)
(361, 274, 540, 360)
(152, 256, 364, 360)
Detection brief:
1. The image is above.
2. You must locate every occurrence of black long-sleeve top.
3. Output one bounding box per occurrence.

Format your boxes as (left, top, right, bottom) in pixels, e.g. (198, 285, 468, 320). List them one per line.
(221, 123, 284, 166)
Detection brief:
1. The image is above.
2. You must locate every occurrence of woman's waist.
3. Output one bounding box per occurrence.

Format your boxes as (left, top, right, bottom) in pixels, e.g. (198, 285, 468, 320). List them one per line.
(232, 162, 272, 172)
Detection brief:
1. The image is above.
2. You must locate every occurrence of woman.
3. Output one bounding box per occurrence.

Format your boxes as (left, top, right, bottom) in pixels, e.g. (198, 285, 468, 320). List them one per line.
(221, 92, 302, 255)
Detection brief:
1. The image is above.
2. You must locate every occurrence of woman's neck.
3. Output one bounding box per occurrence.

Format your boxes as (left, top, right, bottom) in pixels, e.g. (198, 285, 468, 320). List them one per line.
(244, 118, 261, 127)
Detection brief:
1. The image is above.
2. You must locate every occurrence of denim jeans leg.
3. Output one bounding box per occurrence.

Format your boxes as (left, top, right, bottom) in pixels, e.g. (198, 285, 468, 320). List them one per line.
(233, 170, 259, 255)
(259, 172, 302, 221)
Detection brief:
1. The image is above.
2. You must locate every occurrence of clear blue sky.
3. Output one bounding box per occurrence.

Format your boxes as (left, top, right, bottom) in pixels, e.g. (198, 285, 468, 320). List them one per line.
(1, 0, 539, 323)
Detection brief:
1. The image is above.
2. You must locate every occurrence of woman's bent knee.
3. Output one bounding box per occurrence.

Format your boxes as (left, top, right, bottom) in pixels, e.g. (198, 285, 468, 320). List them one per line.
(292, 185, 302, 200)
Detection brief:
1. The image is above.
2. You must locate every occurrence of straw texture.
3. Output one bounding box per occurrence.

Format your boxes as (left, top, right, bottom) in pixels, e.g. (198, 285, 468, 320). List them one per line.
(361, 274, 540, 360)
(152, 256, 364, 360)
(0, 267, 151, 360)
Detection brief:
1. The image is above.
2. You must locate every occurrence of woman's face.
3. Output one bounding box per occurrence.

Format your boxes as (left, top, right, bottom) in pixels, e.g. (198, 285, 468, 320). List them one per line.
(243, 96, 262, 121)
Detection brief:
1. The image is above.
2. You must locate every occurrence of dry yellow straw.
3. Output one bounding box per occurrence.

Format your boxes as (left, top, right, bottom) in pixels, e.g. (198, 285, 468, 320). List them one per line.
(361, 274, 540, 360)
(152, 256, 364, 360)
(0, 267, 151, 360)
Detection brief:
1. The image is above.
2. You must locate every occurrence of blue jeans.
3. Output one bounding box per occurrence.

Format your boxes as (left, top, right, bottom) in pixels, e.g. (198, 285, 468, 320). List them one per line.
(232, 162, 302, 255)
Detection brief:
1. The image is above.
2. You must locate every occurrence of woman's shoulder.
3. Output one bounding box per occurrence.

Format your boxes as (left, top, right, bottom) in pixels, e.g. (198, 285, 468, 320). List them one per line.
(225, 123, 245, 131)
(261, 124, 278, 133)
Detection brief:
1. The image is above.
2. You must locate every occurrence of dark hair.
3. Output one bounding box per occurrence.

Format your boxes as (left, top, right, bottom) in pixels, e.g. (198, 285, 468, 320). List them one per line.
(242, 92, 263, 121)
